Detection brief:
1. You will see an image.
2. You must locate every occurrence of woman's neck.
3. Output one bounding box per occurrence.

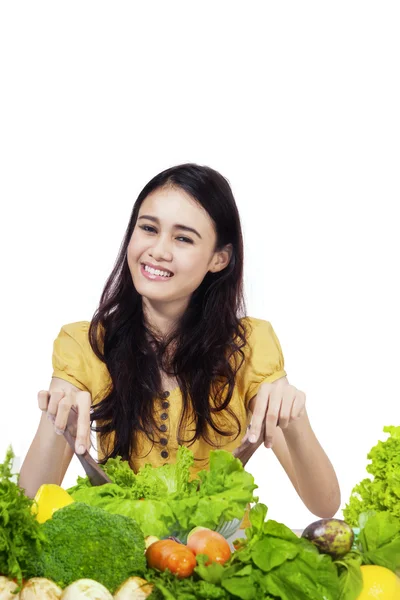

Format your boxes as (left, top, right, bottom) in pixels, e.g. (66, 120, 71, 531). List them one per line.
(142, 297, 187, 337)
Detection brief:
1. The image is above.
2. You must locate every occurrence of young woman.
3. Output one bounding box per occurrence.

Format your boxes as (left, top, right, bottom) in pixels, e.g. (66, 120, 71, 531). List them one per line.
(20, 163, 340, 518)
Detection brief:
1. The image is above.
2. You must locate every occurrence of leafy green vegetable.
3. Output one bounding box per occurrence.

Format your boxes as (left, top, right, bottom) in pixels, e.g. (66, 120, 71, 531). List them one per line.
(136, 445, 197, 497)
(69, 480, 177, 538)
(344, 426, 400, 525)
(0, 447, 46, 585)
(250, 536, 299, 571)
(263, 550, 340, 600)
(68, 447, 257, 539)
(146, 567, 231, 599)
(194, 504, 341, 599)
(335, 554, 363, 600)
(146, 503, 400, 599)
(169, 453, 257, 538)
(356, 511, 400, 572)
(24, 502, 146, 592)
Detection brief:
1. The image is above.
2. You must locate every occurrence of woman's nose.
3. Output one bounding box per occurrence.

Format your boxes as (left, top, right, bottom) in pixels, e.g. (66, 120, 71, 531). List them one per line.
(149, 236, 173, 262)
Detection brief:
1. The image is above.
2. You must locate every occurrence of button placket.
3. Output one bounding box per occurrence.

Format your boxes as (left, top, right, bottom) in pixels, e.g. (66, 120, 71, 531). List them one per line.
(159, 390, 170, 460)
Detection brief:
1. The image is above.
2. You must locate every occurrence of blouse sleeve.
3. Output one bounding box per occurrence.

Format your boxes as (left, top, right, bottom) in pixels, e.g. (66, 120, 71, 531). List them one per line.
(242, 318, 287, 407)
(52, 322, 92, 392)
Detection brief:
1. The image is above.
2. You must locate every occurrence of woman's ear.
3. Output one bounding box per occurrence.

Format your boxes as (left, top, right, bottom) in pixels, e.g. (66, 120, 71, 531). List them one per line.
(209, 244, 233, 273)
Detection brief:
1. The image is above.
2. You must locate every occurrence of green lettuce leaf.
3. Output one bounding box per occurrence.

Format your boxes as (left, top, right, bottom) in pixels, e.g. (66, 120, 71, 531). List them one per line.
(135, 446, 196, 497)
(344, 426, 400, 525)
(0, 447, 47, 585)
(357, 511, 400, 571)
(335, 554, 363, 600)
(200, 504, 341, 600)
(68, 447, 257, 540)
(69, 483, 176, 538)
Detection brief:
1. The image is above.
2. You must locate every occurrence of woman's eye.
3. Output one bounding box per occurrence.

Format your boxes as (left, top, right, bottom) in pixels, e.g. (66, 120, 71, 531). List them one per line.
(139, 226, 193, 244)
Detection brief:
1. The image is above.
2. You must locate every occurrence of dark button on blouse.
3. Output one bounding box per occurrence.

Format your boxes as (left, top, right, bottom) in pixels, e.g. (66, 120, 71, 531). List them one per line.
(159, 424, 167, 432)
(161, 450, 169, 459)
(162, 400, 170, 409)
(161, 390, 170, 398)
(160, 412, 168, 421)
(160, 438, 168, 446)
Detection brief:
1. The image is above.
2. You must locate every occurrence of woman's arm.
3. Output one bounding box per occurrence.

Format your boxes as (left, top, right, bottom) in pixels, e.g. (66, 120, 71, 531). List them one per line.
(278, 408, 341, 517)
(19, 377, 87, 498)
(236, 377, 341, 518)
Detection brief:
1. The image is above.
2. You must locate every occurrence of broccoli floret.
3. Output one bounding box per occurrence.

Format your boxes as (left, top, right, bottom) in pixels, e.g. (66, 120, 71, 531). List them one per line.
(24, 502, 146, 592)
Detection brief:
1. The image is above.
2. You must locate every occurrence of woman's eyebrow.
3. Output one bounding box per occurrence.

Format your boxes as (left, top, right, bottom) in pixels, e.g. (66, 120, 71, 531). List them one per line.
(138, 215, 202, 239)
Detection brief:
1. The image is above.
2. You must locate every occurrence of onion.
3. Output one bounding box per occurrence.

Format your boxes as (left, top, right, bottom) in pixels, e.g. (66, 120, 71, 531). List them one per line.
(61, 579, 113, 599)
(0, 576, 20, 600)
(20, 578, 62, 599)
(144, 535, 159, 549)
(113, 577, 153, 599)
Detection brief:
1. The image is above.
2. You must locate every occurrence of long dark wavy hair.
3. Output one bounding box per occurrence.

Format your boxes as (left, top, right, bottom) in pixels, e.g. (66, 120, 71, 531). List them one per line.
(89, 163, 250, 463)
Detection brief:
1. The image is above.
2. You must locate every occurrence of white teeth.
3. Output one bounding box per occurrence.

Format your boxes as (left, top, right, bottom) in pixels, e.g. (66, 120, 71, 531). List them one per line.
(144, 265, 172, 277)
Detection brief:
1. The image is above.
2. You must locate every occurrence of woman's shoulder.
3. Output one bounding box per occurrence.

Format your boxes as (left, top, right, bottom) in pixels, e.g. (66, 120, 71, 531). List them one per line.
(56, 320, 92, 348)
(239, 316, 277, 347)
(52, 320, 109, 396)
(237, 316, 286, 404)
(59, 320, 91, 335)
(239, 315, 285, 363)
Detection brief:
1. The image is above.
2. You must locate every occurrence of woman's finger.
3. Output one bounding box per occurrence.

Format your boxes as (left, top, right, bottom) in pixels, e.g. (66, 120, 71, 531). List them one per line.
(54, 394, 74, 433)
(248, 387, 270, 443)
(75, 391, 92, 454)
(263, 389, 281, 447)
(37, 390, 50, 411)
(277, 388, 295, 430)
(47, 390, 66, 418)
(290, 391, 306, 420)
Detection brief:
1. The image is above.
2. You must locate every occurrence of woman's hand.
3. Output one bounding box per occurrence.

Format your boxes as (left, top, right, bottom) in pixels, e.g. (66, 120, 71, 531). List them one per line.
(234, 377, 341, 517)
(233, 376, 306, 466)
(38, 387, 92, 454)
(245, 377, 306, 448)
(246, 377, 306, 447)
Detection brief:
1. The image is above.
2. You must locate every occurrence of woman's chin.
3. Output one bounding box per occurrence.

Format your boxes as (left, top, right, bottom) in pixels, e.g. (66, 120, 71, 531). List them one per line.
(138, 285, 175, 302)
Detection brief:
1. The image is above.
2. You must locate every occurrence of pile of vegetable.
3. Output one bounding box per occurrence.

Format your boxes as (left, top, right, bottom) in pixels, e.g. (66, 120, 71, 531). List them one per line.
(1, 424, 400, 599)
(344, 425, 400, 525)
(0, 448, 46, 584)
(141, 504, 400, 599)
(67, 446, 258, 540)
(24, 502, 146, 591)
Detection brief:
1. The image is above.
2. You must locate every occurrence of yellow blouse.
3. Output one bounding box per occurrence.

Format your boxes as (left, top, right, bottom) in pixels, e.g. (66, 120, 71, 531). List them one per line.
(52, 317, 286, 475)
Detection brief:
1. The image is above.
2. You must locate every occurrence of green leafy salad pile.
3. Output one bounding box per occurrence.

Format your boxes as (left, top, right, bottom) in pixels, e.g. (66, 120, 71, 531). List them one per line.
(67, 446, 258, 540)
(344, 425, 400, 525)
(1, 424, 400, 599)
(0, 448, 147, 592)
(0, 448, 46, 584)
(145, 504, 400, 600)
(24, 502, 146, 591)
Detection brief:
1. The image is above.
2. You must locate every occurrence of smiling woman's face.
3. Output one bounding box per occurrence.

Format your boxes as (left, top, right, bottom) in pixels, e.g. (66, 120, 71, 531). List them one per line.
(127, 186, 230, 310)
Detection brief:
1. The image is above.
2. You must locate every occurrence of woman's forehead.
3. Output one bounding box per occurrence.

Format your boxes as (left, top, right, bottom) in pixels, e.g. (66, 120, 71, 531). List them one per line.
(139, 187, 216, 235)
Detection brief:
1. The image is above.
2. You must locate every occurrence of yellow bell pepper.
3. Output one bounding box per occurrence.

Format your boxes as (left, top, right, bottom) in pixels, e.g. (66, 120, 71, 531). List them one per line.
(32, 483, 74, 523)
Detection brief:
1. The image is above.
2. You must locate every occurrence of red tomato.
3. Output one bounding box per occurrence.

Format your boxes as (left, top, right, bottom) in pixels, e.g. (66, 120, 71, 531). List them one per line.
(146, 539, 196, 578)
(187, 527, 231, 565)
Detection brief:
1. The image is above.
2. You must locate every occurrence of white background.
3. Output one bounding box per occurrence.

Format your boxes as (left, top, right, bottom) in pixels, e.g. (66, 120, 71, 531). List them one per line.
(0, 2, 399, 529)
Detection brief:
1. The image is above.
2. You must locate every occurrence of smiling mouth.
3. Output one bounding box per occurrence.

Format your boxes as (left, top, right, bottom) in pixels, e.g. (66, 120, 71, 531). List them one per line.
(141, 263, 174, 279)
